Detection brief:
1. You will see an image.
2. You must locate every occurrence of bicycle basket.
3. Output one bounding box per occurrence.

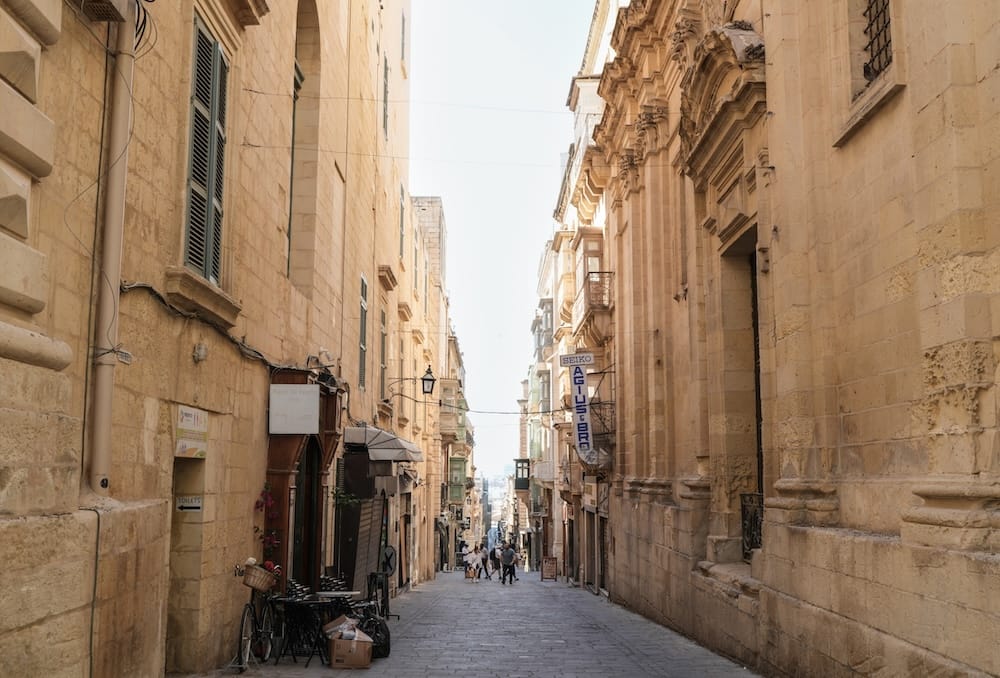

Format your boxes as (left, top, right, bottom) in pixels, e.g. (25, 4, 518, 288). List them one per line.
(243, 565, 277, 591)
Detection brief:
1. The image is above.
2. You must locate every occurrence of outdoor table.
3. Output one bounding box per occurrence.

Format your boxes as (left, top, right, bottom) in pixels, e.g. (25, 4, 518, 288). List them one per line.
(273, 597, 328, 667)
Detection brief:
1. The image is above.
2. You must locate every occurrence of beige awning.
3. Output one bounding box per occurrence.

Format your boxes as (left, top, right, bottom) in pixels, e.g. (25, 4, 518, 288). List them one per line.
(344, 426, 424, 462)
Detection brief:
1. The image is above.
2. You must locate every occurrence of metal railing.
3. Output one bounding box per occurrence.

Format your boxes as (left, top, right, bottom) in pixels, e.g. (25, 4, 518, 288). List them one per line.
(740, 492, 763, 561)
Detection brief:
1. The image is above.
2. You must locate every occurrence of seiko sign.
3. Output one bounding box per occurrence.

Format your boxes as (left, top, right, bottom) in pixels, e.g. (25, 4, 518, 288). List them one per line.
(559, 352, 594, 366)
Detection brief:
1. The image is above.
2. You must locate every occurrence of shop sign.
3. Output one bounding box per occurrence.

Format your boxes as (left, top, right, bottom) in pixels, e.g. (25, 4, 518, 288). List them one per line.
(175, 495, 203, 512)
(175, 405, 208, 458)
(570, 365, 596, 465)
(269, 384, 320, 434)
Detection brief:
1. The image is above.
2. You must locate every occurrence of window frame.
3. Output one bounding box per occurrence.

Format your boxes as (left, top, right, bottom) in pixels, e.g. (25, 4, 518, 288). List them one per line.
(833, 0, 906, 147)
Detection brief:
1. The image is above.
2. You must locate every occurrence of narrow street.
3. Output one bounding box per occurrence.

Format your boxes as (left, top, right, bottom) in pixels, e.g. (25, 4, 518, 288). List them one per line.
(174, 570, 757, 678)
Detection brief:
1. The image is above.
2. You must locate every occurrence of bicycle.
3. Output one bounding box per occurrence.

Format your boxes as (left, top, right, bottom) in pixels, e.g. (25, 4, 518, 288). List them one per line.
(232, 564, 279, 672)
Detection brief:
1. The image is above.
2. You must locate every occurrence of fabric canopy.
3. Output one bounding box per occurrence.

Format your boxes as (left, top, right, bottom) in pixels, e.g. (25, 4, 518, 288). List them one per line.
(344, 426, 424, 462)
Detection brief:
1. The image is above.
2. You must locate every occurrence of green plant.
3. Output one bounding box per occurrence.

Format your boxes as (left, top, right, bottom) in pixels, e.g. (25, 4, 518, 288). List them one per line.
(254, 483, 280, 560)
(333, 487, 361, 506)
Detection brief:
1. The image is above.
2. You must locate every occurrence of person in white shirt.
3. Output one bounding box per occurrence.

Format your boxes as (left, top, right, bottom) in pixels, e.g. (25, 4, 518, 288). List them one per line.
(464, 544, 482, 581)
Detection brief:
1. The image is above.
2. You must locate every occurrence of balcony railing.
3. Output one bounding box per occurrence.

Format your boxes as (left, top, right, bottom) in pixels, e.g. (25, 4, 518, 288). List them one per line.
(740, 492, 763, 561)
(573, 271, 613, 334)
(585, 271, 612, 308)
(590, 401, 615, 436)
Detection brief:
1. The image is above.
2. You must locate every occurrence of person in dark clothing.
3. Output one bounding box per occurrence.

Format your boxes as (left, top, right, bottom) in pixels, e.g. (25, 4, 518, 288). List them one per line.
(490, 544, 502, 580)
(500, 542, 516, 584)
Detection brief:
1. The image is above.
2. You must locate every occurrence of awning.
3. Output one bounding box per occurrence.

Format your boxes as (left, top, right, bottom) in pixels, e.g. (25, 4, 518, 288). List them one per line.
(344, 426, 424, 462)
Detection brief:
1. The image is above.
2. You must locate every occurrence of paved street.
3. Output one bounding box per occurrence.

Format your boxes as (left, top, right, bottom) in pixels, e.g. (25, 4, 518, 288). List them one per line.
(173, 569, 756, 678)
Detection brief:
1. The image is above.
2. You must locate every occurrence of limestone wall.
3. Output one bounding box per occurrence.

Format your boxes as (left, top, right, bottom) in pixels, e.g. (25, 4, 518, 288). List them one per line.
(591, 0, 1000, 675)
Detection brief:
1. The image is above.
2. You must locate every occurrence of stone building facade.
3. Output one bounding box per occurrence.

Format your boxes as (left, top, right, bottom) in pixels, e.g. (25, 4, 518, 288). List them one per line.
(0, 1, 462, 675)
(538, 0, 1000, 675)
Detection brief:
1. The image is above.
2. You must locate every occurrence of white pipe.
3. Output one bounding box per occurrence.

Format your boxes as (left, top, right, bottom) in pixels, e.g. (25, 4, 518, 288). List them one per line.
(90, 5, 136, 496)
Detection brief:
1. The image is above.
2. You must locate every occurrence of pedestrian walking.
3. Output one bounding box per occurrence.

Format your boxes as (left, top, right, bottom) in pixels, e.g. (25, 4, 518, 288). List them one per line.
(512, 547, 521, 581)
(492, 544, 502, 581)
(480, 544, 490, 579)
(500, 542, 515, 584)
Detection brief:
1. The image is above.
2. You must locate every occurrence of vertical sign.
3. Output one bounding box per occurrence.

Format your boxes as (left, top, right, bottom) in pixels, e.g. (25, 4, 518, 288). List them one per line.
(570, 364, 595, 465)
(560, 353, 596, 466)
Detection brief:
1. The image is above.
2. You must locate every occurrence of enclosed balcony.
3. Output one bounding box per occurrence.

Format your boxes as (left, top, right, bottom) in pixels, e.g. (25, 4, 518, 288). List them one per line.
(572, 271, 613, 342)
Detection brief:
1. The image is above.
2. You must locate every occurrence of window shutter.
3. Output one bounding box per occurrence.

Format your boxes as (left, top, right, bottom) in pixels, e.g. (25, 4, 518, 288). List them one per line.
(185, 19, 227, 284)
(211, 53, 228, 282)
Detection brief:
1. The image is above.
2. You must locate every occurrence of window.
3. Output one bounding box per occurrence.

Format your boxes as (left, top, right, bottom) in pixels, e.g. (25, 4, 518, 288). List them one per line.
(359, 277, 368, 388)
(834, 0, 903, 146)
(539, 372, 551, 413)
(382, 56, 389, 136)
(287, 61, 304, 277)
(862, 0, 892, 82)
(400, 12, 406, 62)
(379, 310, 387, 399)
(399, 186, 405, 257)
(184, 17, 229, 284)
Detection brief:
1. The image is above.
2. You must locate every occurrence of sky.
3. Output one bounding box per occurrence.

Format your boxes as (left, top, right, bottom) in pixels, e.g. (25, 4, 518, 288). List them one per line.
(409, 2, 595, 479)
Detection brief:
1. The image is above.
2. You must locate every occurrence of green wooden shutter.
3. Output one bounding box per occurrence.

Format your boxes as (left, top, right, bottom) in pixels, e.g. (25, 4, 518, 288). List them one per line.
(185, 18, 227, 284)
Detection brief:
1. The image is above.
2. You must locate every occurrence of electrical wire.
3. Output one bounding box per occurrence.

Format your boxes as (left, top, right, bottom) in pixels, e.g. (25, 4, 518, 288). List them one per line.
(119, 281, 300, 370)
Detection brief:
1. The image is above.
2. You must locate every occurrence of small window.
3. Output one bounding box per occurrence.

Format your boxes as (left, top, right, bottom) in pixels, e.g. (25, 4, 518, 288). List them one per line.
(399, 186, 405, 257)
(379, 310, 387, 399)
(184, 17, 229, 284)
(359, 277, 368, 388)
(382, 57, 389, 136)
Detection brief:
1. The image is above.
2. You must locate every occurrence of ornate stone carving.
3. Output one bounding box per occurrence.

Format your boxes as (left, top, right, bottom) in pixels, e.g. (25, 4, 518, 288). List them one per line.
(671, 17, 702, 64)
(635, 103, 670, 155)
(678, 25, 765, 167)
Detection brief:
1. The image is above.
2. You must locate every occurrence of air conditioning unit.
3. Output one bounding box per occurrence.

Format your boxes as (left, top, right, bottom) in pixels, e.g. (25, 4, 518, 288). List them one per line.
(69, 0, 128, 22)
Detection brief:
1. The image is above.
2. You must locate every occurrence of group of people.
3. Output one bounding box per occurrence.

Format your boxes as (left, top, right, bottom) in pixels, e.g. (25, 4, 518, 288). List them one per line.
(462, 541, 521, 584)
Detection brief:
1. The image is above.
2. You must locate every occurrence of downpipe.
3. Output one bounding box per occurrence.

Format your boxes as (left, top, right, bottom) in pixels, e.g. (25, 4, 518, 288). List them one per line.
(89, 3, 136, 496)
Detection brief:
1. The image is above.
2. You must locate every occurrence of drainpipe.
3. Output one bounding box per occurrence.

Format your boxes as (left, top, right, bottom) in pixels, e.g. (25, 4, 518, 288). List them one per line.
(90, 5, 136, 496)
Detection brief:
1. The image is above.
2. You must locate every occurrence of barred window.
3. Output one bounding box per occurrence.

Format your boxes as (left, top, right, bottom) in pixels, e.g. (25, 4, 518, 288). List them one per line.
(863, 0, 892, 81)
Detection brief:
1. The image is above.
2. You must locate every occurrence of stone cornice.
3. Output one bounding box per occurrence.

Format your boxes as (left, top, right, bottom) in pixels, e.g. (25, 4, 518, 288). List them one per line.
(225, 0, 269, 27)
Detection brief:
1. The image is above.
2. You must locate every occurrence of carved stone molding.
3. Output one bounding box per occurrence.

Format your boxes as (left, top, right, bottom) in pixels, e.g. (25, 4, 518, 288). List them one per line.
(635, 103, 670, 155)
(901, 482, 1000, 551)
(670, 16, 702, 65)
(679, 25, 766, 169)
(225, 0, 269, 27)
(623, 476, 674, 504)
(766, 478, 839, 526)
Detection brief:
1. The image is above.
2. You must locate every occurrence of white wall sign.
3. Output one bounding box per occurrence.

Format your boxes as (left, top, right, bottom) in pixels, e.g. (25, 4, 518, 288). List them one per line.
(175, 405, 208, 458)
(269, 384, 320, 434)
(560, 352, 594, 366)
(175, 495, 203, 512)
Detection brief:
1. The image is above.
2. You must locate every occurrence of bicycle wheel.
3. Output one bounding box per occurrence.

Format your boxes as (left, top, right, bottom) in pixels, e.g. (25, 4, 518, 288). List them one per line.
(236, 604, 254, 672)
(256, 602, 275, 662)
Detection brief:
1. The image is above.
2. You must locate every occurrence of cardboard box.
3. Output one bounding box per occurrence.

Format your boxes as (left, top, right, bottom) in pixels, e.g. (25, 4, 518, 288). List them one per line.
(329, 627, 372, 668)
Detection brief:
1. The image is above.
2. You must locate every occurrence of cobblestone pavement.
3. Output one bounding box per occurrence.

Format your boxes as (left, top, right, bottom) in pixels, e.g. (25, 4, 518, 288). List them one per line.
(173, 569, 757, 678)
